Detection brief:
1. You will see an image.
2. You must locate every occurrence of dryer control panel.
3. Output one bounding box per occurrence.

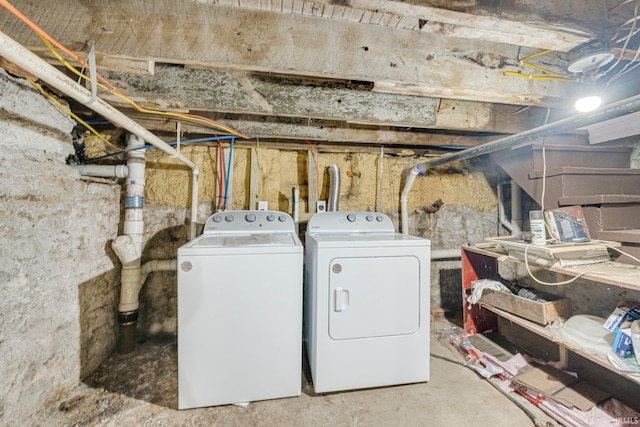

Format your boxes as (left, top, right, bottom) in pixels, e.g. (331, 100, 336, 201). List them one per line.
(204, 210, 294, 233)
(307, 211, 395, 234)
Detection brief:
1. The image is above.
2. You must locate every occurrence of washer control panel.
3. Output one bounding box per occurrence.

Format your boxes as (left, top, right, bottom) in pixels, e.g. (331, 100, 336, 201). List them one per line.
(204, 210, 294, 233)
(307, 211, 395, 233)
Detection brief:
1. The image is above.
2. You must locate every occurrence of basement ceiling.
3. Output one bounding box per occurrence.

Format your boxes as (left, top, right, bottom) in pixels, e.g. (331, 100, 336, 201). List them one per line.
(1, 0, 640, 152)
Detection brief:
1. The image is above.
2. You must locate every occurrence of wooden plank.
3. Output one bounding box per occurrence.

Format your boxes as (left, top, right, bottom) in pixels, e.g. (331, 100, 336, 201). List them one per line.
(1, 0, 570, 106)
(119, 110, 490, 147)
(311, 0, 598, 52)
(99, 67, 439, 127)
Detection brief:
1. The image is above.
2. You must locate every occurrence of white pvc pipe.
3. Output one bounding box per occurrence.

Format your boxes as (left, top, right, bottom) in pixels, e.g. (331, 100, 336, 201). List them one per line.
(0, 30, 199, 240)
(497, 180, 523, 237)
(400, 164, 426, 235)
(139, 259, 177, 289)
(116, 134, 145, 315)
(377, 145, 384, 213)
(73, 164, 128, 178)
(431, 249, 461, 260)
(497, 182, 514, 233)
(511, 180, 522, 236)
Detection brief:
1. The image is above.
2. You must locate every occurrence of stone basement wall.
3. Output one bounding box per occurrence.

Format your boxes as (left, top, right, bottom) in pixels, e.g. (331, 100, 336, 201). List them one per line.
(0, 70, 120, 425)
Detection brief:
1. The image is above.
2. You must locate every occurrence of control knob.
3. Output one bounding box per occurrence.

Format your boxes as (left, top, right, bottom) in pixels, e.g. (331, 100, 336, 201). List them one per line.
(225, 215, 235, 222)
(245, 213, 257, 222)
(347, 214, 356, 222)
(212, 215, 222, 223)
(266, 214, 275, 222)
(278, 215, 287, 222)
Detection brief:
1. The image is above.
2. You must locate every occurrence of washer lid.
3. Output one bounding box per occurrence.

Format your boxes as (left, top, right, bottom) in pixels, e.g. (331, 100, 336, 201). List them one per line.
(186, 233, 298, 248)
(310, 232, 430, 248)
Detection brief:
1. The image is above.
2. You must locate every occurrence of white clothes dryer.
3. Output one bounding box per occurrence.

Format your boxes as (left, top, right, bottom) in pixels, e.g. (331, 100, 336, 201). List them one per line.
(304, 211, 430, 393)
(178, 210, 303, 409)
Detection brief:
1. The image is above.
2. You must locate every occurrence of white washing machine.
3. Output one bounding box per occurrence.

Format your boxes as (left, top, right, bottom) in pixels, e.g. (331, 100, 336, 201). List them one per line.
(177, 210, 303, 409)
(304, 211, 430, 393)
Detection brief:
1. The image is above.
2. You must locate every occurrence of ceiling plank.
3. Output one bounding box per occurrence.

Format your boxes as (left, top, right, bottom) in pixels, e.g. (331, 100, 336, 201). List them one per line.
(309, 0, 600, 52)
(110, 109, 490, 147)
(1, 0, 570, 107)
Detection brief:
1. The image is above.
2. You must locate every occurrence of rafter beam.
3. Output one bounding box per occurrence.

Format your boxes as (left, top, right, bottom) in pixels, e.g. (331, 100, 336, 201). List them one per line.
(107, 109, 490, 148)
(93, 66, 541, 133)
(1, 0, 570, 107)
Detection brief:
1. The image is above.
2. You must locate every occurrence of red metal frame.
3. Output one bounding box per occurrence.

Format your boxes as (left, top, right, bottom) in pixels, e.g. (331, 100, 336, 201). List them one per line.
(462, 246, 499, 334)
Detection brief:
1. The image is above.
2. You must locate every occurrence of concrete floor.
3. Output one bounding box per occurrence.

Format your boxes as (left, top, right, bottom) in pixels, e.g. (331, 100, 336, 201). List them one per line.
(44, 320, 557, 427)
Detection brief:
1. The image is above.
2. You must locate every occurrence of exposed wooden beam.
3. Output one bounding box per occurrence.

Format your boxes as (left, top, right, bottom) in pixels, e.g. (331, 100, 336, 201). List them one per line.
(109, 110, 490, 148)
(97, 67, 439, 127)
(1, 0, 570, 107)
(310, 0, 600, 52)
(92, 66, 542, 133)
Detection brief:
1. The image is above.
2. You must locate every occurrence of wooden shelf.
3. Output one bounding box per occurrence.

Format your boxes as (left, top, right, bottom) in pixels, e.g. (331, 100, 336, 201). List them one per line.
(465, 243, 640, 292)
(479, 303, 640, 385)
(462, 243, 640, 392)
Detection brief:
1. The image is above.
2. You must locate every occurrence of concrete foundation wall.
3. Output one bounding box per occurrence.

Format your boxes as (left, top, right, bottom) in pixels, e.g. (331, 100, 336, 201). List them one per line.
(0, 71, 120, 424)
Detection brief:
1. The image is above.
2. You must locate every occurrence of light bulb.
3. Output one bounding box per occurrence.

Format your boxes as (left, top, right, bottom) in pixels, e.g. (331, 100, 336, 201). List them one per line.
(575, 95, 602, 113)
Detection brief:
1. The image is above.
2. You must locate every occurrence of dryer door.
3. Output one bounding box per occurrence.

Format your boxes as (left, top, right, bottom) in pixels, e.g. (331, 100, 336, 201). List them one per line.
(328, 255, 420, 340)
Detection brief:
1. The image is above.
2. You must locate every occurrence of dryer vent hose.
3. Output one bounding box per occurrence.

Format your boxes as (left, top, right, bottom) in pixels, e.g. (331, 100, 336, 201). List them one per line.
(328, 165, 340, 212)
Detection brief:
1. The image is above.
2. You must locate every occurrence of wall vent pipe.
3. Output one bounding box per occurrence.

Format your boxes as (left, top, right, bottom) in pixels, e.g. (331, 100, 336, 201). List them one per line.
(327, 165, 340, 212)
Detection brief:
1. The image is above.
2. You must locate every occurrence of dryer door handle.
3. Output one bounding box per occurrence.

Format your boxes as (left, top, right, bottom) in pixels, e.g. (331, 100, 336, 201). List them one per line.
(334, 288, 350, 312)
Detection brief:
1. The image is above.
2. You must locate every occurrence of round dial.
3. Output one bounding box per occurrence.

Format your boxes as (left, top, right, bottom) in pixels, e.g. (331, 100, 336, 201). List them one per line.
(225, 215, 235, 222)
(212, 216, 222, 223)
(347, 214, 356, 222)
(245, 213, 257, 222)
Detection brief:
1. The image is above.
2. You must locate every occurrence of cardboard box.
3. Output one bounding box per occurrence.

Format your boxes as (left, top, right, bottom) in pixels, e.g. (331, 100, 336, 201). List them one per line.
(603, 306, 640, 333)
(480, 290, 570, 325)
(613, 328, 634, 358)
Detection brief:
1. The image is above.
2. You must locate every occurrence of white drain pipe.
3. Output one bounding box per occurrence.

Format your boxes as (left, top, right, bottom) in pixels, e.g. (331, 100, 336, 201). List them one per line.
(73, 164, 129, 178)
(0, 31, 200, 353)
(111, 134, 145, 353)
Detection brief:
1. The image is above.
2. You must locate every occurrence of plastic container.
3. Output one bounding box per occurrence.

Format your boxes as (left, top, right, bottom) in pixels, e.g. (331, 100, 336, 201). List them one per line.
(529, 210, 547, 245)
(552, 314, 615, 358)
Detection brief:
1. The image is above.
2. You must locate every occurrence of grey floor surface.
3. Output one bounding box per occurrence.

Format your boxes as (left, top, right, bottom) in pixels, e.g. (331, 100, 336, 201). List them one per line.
(44, 319, 557, 426)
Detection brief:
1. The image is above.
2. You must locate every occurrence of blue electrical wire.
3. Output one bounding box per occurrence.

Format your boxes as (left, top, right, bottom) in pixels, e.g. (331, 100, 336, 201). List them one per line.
(82, 135, 240, 163)
(223, 140, 235, 207)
